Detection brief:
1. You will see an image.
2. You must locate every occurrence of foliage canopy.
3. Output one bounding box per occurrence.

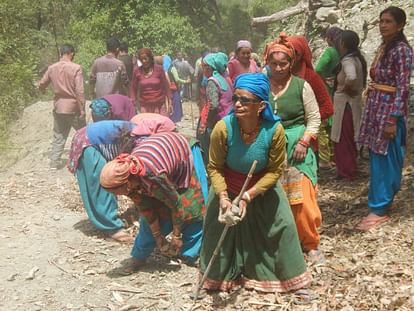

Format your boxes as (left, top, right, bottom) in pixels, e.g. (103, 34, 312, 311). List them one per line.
(0, 0, 298, 144)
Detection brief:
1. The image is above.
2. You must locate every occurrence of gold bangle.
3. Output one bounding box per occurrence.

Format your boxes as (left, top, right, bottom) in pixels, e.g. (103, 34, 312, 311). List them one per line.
(243, 192, 251, 203)
(152, 230, 161, 237)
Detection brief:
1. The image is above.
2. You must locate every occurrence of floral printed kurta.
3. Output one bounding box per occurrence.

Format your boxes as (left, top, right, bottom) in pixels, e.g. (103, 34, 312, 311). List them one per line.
(359, 41, 413, 155)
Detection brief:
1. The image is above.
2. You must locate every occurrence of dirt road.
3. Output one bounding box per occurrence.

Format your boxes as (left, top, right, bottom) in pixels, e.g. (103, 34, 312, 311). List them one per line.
(0, 101, 413, 310)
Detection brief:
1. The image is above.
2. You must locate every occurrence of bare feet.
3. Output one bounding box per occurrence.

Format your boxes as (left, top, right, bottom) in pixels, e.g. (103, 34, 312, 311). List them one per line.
(111, 229, 134, 243)
(119, 258, 146, 276)
(356, 213, 390, 231)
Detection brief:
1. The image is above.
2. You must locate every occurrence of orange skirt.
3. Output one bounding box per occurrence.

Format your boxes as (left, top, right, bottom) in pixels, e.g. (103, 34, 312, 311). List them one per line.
(290, 176, 321, 251)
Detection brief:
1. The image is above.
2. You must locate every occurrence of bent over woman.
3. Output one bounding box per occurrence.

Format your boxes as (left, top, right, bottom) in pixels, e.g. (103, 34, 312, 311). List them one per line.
(199, 73, 311, 293)
(68, 120, 136, 243)
(100, 132, 208, 272)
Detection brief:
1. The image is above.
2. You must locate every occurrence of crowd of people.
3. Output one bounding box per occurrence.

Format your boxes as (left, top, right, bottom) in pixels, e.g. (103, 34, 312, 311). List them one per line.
(38, 6, 412, 297)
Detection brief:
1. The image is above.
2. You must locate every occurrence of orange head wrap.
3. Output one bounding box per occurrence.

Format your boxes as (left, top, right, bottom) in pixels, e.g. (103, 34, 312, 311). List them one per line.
(263, 32, 296, 66)
(100, 153, 145, 189)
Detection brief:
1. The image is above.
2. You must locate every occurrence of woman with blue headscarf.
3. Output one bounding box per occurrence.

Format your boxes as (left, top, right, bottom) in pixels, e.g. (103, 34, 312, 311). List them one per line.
(161, 55, 191, 123)
(197, 52, 233, 165)
(198, 73, 311, 293)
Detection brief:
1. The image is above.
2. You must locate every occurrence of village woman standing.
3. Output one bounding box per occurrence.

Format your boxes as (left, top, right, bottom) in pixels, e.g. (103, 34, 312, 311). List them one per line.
(227, 40, 259, 83)
(357, 6, 413, 231)
(129, 48, 171, 116)
(331, 30, 367, 181)
(286, 35, 333, 170)
(197, 52, 233, 165)
(199, 73, 311, 293)
(162, 55, 190, 123)
(264, 34, 323, 263)
(315, 26, 343, 169)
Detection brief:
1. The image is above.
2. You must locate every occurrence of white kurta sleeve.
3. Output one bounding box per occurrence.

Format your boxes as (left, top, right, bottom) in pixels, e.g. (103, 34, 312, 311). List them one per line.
(302, 81, 321, 135)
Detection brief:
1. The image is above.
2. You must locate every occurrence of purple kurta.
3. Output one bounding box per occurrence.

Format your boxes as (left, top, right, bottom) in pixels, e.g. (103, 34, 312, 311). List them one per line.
(358, 41, 413, 155)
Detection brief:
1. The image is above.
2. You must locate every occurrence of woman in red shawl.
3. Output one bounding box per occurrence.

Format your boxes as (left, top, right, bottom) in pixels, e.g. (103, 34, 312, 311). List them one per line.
(287, 35, 334, 160)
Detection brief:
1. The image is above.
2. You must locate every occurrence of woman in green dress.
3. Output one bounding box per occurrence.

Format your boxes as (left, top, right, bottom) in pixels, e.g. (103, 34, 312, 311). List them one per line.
(264, 33, 323, 263)
(315, 26, 343, 169)
(198, 72, 311, 292)
(316, 27, 343, 97)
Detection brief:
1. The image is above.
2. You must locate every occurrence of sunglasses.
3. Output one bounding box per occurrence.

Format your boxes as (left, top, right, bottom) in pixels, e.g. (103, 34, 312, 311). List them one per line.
(231, 94, 260, 105)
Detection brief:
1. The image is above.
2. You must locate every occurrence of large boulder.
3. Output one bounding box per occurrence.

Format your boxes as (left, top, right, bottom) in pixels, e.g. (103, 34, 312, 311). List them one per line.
(316, 7, 330, 21)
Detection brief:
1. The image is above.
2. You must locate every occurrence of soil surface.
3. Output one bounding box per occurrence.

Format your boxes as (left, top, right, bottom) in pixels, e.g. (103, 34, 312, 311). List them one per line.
(0, 101, 413, 311)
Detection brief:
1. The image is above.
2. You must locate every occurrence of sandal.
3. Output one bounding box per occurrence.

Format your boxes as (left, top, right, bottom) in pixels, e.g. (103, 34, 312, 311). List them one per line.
(356, 213, 390, 232)
(319, 161, 335, 170)
(293, 288, 320, 305)
(118, 258, 146, 276)
(180, 256, 199, 268)
(111, 229, 134, 243)
(189, 287, 207, 300)
(306, 249, 326, 266)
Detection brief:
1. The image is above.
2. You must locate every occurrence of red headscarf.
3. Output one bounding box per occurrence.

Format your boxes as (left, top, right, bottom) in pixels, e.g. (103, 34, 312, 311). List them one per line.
(286, 35, 313, 79)
(263, 32, 295, 65)
(100, 154, 145, 189)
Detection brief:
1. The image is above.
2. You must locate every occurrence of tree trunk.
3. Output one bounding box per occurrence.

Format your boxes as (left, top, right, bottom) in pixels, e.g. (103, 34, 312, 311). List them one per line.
(251, 0, 308, 26)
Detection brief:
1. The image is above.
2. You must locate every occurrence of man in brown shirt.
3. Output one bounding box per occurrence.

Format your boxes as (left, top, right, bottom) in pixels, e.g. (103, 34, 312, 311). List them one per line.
(90, 38, 129, 98)
(39, 44, 86, 169)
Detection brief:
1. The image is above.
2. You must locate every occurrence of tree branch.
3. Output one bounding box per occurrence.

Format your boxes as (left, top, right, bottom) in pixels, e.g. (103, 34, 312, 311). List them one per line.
(251, 0, 308, 26)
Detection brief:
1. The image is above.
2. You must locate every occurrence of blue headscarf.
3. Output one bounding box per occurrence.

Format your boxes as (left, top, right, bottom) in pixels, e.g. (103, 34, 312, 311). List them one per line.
(90, 98, 111, 118)
(162, 55, 172, 72)
(203, 52, 229, 91)
(234, 73, 280, 123)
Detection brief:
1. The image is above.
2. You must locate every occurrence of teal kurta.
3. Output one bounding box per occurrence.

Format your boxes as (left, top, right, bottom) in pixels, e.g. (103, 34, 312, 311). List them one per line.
(199, 114, 311, 292)
(76, 146, 124, 232)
